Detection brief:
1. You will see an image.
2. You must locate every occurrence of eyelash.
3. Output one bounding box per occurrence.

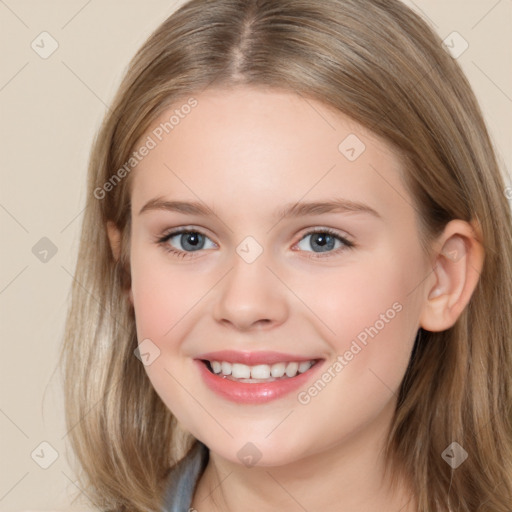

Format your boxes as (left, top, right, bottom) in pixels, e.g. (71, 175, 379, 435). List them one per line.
(155, 227, 355, 260)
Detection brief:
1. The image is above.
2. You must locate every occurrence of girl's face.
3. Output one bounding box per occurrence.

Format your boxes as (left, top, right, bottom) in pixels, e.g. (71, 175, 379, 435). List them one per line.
(127, 86, 432, 466)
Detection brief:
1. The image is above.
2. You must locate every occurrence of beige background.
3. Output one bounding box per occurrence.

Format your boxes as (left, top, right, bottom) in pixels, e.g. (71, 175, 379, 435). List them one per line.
(1, 0, 511, 510)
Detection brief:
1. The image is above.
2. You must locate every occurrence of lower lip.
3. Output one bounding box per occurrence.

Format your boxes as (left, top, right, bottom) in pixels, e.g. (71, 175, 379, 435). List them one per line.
(195, 359, 324, 404)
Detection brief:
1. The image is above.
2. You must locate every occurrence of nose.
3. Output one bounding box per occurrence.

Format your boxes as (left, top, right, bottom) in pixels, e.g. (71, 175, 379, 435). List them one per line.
(212, 251, 289, 332)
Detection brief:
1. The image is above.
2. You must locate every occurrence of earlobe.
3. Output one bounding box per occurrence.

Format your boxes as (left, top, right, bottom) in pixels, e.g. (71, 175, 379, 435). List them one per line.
(106, 221, 122, 261)
(420, 220, 484, 332)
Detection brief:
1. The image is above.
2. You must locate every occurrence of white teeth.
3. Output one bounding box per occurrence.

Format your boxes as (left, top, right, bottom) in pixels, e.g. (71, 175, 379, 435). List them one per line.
(231, 363, 251, 379)
(270, 362, 286, 378)
(221, 361, 232, 375)
(251, 364, 271, 379)
(208, 360, 316, 380)
(285, 362, 299, 377)
(298, 361, 312, 373)
(211, 361, 222, 374)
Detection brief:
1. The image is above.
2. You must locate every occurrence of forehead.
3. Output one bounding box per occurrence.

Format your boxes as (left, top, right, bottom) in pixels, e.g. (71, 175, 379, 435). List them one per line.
(129, 86, 409, 221)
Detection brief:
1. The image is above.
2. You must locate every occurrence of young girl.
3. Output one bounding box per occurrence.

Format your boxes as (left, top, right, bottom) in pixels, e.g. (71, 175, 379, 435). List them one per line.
(60, 0, 512, 511)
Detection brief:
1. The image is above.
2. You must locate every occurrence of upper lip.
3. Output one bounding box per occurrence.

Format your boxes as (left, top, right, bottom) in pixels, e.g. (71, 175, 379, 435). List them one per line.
(195, 350, 321, 366)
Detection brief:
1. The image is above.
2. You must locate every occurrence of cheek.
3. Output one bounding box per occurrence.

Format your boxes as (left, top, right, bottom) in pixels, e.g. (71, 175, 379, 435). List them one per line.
(129, 247, 205, 418)
(130, 246, 205, 341)
(295, 249, 423, 397)
(294, 250, 421, 345)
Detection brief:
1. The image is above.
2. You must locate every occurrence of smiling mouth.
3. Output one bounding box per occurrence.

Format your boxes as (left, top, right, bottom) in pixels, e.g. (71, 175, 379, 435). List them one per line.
(201, 359, 322, 383)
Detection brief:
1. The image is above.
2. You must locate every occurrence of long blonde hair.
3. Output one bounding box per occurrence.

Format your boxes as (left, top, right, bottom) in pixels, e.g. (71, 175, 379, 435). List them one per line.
(60, 0, 512, 510)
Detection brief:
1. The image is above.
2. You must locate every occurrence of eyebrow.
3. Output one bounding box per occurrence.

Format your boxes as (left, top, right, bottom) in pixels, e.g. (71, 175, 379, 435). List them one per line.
(138, 197, 381, 219)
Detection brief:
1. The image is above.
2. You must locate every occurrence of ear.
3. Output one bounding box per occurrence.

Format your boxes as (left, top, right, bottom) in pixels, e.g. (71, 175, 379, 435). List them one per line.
(106, 220, 133, 305)
(106, 221, 121, 261)
(419, 219, 484, 332)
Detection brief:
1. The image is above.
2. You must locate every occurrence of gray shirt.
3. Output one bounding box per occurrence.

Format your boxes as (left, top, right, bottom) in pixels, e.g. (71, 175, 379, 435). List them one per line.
(162, 441, 209, 512)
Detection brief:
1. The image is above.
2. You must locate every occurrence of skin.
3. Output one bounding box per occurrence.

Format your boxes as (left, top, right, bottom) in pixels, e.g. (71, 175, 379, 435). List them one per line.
(108, 86, 484, 511)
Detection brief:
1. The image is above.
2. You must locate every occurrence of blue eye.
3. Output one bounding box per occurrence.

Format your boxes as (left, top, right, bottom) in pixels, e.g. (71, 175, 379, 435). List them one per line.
(158, 230, 216, 258)
(295, 229, 354, 258)
(156, 227, 354, 259)
(298, 231, 343, 252)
